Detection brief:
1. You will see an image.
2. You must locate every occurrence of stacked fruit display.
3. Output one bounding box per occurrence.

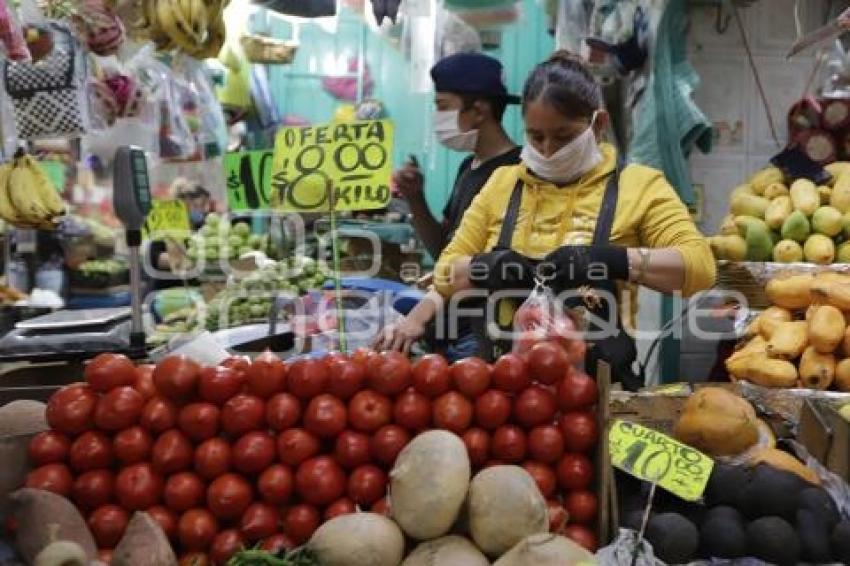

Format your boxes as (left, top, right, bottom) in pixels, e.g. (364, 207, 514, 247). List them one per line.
(186, 215, 272, 264)
(710, 162, 850, 263)
(22, 340, 599, 563)
(727, 270, 850, 390)
(0, 150, 66, 229)
(134, 0, 227, 58)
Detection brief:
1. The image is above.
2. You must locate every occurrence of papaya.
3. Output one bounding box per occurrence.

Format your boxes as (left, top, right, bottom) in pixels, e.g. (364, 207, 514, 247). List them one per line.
(673, 388, 759, 457)
(819, 185, 833, 205)
(748, 167, 785, 194)
(748, 358, 799, 388)
(765, 197, 792, 231)
(811, 280, 850, 310)
(758, 307, 793, 339)
(764, 183, 790, 199)
(831, 170, 850, 213)
(790, 179, 821, 216)
(780, 210, 811, 243)
(731, 194, 770, 219)
(747, 447, 820, 485)
(808, 305, 845, 353)
(798, 346, 836, 390)
(765, 273, 814, 309)
(835, 358, 850, 391)
(766, 321, 809, 360)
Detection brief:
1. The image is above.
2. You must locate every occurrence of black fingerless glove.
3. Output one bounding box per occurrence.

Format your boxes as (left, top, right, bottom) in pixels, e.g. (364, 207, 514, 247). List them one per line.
(469, 249, 539, 291)
(541, 245, 628, 290)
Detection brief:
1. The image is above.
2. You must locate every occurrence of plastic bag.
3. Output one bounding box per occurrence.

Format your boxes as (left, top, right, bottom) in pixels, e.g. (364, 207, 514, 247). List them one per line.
(555, 0, 591, 53)
(0, 0, 30, 62)
(174, 55, 229, 159)
(512, 281, 583, 357)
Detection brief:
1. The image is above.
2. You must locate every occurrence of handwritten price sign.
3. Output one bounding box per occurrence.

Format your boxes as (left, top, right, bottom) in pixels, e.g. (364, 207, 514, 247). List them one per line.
(142, 200, 191, 240)
(224, 150, 275, 211)
(270, 120, 394, 212)
(609, 420, 714, 501)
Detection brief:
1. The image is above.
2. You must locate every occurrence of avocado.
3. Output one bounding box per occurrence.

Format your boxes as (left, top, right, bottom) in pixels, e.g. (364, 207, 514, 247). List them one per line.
(797, 486, 840, 529)
(700, 516, 747, 559)
(797, 509, 833, 563)
(738, 464, 805, 520)
(704, 463, 750, 507)
(704, 505, 744, 524)
(645, 513, 699, 565)
(747, 516, 801, 566)
(832, 520, 850, 564)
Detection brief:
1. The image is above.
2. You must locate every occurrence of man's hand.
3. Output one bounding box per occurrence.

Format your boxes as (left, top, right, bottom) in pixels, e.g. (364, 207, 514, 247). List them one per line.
(372, 316, 427, 354)
(392, 163, 424, 201)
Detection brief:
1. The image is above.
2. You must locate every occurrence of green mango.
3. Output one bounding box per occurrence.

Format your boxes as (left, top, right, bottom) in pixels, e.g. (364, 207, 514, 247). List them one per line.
(744, 222, 774, 262)
(780, 210, 811, 243)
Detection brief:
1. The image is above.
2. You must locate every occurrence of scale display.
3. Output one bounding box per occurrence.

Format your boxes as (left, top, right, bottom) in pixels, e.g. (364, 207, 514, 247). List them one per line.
(114, 146, 152, 230)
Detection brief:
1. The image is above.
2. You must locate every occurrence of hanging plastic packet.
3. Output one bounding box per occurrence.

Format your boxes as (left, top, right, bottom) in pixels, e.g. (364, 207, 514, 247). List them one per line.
(511, 280, 583, 358)
(0, 0, 30, 62)
(175, 55, 229, 159)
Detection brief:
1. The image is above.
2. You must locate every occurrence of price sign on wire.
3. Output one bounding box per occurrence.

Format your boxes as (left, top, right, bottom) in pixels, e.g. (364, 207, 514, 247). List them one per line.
(609, 420, 714, 501)
(142, 200, 191, 240)
(224, 150, 275, 210)
(270, 120, 394, 212)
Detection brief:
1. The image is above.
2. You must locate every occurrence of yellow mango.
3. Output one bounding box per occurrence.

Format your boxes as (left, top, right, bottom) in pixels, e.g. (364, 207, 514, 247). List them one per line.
(765, 196, 793, 230)
(835, 358, 850, 391)
(790, 179, 821, 216)
(831, 170, 850, 213)
(748, 167, 785, 194)
(811, 281, 850, 310)
(748, 358, 799, 388)
(819, 185, 833, 205)
(825, 161, 850, 184)
(765, 273, 814, 309)
(809, 305, 845, 353)
(719, 215, 739, 236)
(766, 321, 809, 360)
(764, 183, 790, 199)
(748, 447, 820, 485)
(731, 194, 770, 219)
(731, 184, 755, 201)
(758, 307, 793, 339)
(798, 346, 836, 390)
(803, 234, 836, 265)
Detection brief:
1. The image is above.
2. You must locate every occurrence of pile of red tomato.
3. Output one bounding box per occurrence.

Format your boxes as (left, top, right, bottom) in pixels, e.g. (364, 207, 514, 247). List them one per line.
(22, 340, 599, 564)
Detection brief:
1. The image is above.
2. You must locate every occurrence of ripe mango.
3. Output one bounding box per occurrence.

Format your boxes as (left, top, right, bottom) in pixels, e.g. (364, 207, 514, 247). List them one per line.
(808, 305, 845, 353)
(731, 193, 770, 219)
(780, 210, 811, 243)
(819, 185, 833, 205)
(748, 358, 799, 388)
(710, 235, 747, 261)
(803, 234, 835, 264)
(836, 358, 850, 391)
(764, 183, 790, 199)
(747, 448, 820, 485)
(831, 170, 850, 212)
(719, 215, 739, 236)
(766, 273, 814, 309)
(838, 242, 850, 263)
(825, 161, 850, 184)
(758, 307, 793, 339)
(748, 167, 785, 194)
(773, 239, 803, 263)
(812, 206, 843, 237)
(765, 196, 793, 230)
(811, 280, 850, 310)
(766, 321, 809, 360)
(790, 179, 821, 216)
(799, 346, 836, 390)
(731, 183, 755, 200)
(842, 212, 850, 238)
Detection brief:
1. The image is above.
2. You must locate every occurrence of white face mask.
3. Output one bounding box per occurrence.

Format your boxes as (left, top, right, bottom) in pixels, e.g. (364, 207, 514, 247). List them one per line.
(434, 110, 479, 152)
(521, 111, 603, 184)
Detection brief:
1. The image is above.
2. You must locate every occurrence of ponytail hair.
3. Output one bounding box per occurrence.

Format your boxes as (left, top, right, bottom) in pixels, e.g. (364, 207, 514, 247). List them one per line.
(522, 50, 603, 120)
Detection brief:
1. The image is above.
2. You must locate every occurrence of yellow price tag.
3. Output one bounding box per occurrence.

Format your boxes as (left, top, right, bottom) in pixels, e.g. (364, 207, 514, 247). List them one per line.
(142, 200, 191, 241)
(609, 419, 714, 501)
(270, 119, 394, 212)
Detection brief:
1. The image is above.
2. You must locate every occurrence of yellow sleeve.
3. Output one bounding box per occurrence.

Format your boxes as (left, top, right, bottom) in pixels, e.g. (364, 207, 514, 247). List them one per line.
(634, 169, 716, 297)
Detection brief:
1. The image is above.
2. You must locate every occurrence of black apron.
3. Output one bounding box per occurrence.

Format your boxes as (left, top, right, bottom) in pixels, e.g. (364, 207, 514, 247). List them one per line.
(473, 167, 641, 390)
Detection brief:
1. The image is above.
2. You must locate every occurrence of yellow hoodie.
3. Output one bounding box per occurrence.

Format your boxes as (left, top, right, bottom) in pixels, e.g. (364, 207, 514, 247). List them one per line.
(434, 143, 716, 325)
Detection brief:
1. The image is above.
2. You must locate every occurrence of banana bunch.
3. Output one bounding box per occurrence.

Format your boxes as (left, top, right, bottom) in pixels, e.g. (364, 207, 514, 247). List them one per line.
(136, 0, 228, 58)
(0, 152, 66, 229)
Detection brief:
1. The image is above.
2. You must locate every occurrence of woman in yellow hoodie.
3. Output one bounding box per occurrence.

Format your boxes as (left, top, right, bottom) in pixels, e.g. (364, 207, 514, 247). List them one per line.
(379, 52, 715, 387)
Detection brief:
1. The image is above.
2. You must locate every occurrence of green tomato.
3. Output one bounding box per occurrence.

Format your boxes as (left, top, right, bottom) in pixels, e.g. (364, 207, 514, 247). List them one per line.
(206, 212, 221, 227)
(249, 304, 266, 318)
(248, 234, 264, 249)
(233, 222, 251, 237)
(201, 224, 216, 237)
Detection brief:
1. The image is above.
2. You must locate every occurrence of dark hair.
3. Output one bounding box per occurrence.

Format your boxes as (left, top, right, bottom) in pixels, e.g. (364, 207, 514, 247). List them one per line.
(522, 50, 602, 119)
(460, 94, 508, 122)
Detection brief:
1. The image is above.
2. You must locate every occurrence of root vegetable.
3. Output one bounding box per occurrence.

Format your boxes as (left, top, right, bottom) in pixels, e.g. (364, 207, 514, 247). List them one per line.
(308, 512, 404, 566)
(402, 535, 490, 566)
(493, 533, 595, 566)
(10, 488, 97, 564)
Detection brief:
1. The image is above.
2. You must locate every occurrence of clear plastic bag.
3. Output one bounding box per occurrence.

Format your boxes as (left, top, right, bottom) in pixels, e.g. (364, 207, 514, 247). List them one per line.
(175, 55, 229, 159)
(512, 281, 583, 357)
(0, 0, 30, 62)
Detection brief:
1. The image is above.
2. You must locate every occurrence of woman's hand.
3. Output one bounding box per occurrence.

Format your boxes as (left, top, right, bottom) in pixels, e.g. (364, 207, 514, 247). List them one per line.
(372, 316, 426, 354)
(542, 245, 628, 289)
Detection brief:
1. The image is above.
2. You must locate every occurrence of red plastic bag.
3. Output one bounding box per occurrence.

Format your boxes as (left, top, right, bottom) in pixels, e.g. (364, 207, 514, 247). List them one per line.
(512, 282, 582, 358)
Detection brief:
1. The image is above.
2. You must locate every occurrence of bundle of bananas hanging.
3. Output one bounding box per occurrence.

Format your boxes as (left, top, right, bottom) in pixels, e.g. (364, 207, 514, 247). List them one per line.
(135, 0, 228, 58)
(0, 151, 66, 229)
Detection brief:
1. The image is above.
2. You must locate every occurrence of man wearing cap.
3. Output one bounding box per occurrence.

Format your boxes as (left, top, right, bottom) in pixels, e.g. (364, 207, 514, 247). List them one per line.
(374, 53, 521, 358)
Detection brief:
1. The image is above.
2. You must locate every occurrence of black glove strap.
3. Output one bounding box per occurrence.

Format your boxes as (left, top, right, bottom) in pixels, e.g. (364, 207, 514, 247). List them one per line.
(496, 179, 525, 250)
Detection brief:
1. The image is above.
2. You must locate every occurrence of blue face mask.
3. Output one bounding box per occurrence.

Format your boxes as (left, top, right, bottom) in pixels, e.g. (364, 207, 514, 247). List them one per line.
(189, 210, 205, 227)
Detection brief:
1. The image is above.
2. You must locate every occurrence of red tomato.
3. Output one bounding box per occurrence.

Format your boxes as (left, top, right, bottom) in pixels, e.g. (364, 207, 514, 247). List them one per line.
(115, 463, 163, 510)
(198, 366, 244, 406)
(565, 490, 597, 525)
(334, 431, 371, 469)
(565, 340, 587, 366)
(152, 430, 193, 475)
(240, 502, 280, 542)
(207, 473, 253, 520)
(72, 469, 114, 511)
(350, 347, 375, 367)
(46, 384, 97, 435)
(287, 359, 328, 400)
(194, 438, 232, 481)
(368, 351, 412, 396)
(522, 461, 557, 498)
(562, 524, 597, 552)
(547, 500, 568, 533)
(209, 529, 244, 565)
(245, 350, 287, 398)
(462, 428, 490, 468)
(134, 364, 157, 401)
(348, 465, 386, 505)
(257, 464, 293, 505)
(492, 354, 531, 393)
(164, 472, 206, 513)
(393, 389, 431, 431)
(557, 453, 593, 491)
(94, 386, 144, 431)
(178, 508, 219, 552)
(491, 426, 527, 463)
(371, 425, 410, 466)
(260, 533, 296, 554)
(474, 390, 511, 430)
(513, 386, 557, 428)
(146, 505, 178, 541)
(112, 426, 152, 465)
(283, 504, 320, 545)
(28, 431, 70, 466)
(295, 456, 346, 506)
(266, 393, 301, 431)
(528, 425, 565, 464)
(26, 463, 73, 496)
(433, 391, 473, 434)
(140, 397, 178, 434)
(178, 553, 210, 566)
(220, 355, 251, 374)
(70, 431, 113, 472)
(348, 391, 392, 433)
(304, 394, 347, 439)
(559, 411, 598, 453)
(557, 369, 598, 411)
(527, 341, 570, 385)
(371, 496, 390, 517)
(221, 394, 266, 437)
(85, 353, 137, 393)
(451, 357, 491, 399)
(411, 354, 451, 398)
(232, 431, 276, 475)
(277, 429, 321, 467)
(178, 403, 221, 443)
(153, 355, 201, 402)
(98, 549, 113, 564)
(327, 359, 365, 400)
(88, 504, 129, 549)
(324, 497, 356, 520)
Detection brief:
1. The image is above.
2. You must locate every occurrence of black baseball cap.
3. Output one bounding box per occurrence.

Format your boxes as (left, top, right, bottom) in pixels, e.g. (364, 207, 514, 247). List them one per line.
(431, 52, 521, 105)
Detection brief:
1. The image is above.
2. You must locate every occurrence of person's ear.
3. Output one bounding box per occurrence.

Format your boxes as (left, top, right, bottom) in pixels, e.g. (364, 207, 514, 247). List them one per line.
(470, 100, 489, 126)
(593, 110, 610, 138)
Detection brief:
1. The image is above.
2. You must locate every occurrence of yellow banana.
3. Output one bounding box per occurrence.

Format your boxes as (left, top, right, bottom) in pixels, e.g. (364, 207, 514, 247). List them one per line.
(0, 162, 37, 227)
(8, 157, 51, 224)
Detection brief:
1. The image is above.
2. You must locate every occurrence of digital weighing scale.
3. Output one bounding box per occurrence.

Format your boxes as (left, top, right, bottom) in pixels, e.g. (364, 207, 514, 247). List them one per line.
(0, 147, 152, 362)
